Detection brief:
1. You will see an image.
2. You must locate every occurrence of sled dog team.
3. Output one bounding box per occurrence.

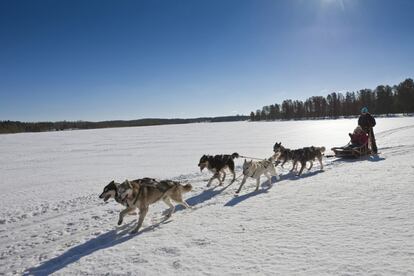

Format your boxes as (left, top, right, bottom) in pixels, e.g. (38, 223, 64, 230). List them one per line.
(99, 142, 326, 233)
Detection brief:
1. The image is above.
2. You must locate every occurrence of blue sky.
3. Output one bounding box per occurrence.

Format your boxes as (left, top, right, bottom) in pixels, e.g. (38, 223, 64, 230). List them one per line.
(1, 0, 413, 121)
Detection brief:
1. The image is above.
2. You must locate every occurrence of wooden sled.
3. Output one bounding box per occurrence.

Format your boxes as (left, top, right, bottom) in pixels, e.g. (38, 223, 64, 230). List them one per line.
(331, 142, 372, 158)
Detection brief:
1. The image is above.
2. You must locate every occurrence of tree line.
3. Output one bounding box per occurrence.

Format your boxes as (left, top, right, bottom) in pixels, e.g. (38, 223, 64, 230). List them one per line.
(0, 115, 248, 134)
(250, 78, 414, 121)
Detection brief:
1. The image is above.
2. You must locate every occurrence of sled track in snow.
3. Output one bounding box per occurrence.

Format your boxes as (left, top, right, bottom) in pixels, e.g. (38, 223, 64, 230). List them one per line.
(376, 124, 414, 138)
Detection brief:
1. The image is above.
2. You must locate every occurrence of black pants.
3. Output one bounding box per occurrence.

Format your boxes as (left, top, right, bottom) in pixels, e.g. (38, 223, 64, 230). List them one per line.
(364, 127, 378, 153)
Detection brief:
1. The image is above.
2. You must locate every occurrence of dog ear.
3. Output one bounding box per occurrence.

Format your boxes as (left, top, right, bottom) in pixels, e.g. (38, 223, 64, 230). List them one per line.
(125, 179, 132, 188)
(109, 180, 114, 184)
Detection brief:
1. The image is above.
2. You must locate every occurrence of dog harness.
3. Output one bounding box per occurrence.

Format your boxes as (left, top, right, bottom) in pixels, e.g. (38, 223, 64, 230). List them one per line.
(244, 160, 272, 178)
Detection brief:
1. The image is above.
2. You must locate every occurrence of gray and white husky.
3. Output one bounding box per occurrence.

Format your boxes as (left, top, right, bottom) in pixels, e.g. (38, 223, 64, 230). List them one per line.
(235, 156, 280, 194)
(116, 179, 192, 234)
(99, 177, 157, 206)
(99, 178, 192, 233)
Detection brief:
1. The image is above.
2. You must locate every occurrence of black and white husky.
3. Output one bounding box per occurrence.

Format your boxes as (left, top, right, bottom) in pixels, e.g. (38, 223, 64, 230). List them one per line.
(198, 152, 239, 187)
(235, 156, 280, 194)
(273, 142, 296, 169)
(291, 146, 325, 176)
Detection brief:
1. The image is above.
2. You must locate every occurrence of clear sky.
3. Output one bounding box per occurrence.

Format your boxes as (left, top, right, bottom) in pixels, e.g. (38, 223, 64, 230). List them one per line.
(1, 0, 413, 122)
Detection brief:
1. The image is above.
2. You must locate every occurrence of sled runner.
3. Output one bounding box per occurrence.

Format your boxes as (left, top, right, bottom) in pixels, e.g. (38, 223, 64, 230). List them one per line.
(331, 142, 371, 158)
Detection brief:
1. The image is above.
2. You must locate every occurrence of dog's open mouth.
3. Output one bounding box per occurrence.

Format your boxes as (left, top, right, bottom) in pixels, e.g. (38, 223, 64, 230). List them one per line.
(104, 194, 111, 202)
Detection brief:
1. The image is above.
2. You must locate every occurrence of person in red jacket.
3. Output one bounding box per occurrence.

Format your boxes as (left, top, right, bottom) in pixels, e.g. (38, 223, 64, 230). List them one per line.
(349, 126, 368, 147)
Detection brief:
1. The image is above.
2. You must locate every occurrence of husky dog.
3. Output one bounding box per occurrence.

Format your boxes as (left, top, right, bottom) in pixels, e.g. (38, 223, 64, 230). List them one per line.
(99, 177, 157, 205)
(291, 146, 326, 176)
(198, 152, 239, 186)
(116, 179, 192, 234)
(235, 157, 280, 194)
(99, 178, 159, 217)
(273, 142, 296, 169)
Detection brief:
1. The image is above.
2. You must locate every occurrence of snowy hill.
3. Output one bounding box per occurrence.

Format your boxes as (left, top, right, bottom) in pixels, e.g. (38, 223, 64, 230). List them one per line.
(0, 118, 413, 275)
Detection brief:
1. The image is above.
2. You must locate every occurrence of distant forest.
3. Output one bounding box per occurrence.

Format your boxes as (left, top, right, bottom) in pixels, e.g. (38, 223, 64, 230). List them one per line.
(2, 78, 413, 134)
(0, 115, 248, 134)
(250, 78, 414, 121)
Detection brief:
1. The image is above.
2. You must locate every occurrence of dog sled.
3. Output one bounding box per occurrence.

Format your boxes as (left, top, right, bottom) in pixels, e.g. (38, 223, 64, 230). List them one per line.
(331, 142, 371, 158)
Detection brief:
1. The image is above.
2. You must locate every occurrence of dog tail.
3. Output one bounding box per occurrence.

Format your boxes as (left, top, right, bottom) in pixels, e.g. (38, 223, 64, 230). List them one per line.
(182, 183, 192, 193)
(231, 152, 239, 159)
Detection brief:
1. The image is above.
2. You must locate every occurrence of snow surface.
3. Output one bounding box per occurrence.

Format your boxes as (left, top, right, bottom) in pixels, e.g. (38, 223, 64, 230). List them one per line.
(0, 117, 413, 275)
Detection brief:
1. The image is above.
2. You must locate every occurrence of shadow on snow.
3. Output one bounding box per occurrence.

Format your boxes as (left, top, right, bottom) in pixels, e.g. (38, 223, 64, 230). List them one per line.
(224, 169, 325, 207)
(224, 176, 278, 207)
(174, 180, 235, 212)
(331, 154, 385, 164)
(224, 185, 272, 207)
(23, 218, 171, 276)
(278, 169, 324, 181)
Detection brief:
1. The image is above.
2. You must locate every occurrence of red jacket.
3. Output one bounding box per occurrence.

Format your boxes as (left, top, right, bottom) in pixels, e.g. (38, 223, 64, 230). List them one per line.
(350, 132, 368, 146)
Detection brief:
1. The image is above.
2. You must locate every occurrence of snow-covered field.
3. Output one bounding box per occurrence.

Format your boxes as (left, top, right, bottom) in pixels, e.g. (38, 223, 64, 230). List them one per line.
(1, 117, 413, 275)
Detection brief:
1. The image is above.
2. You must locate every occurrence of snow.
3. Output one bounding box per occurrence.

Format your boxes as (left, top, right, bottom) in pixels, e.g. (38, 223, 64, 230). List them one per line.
(0, 117, 413, 275)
